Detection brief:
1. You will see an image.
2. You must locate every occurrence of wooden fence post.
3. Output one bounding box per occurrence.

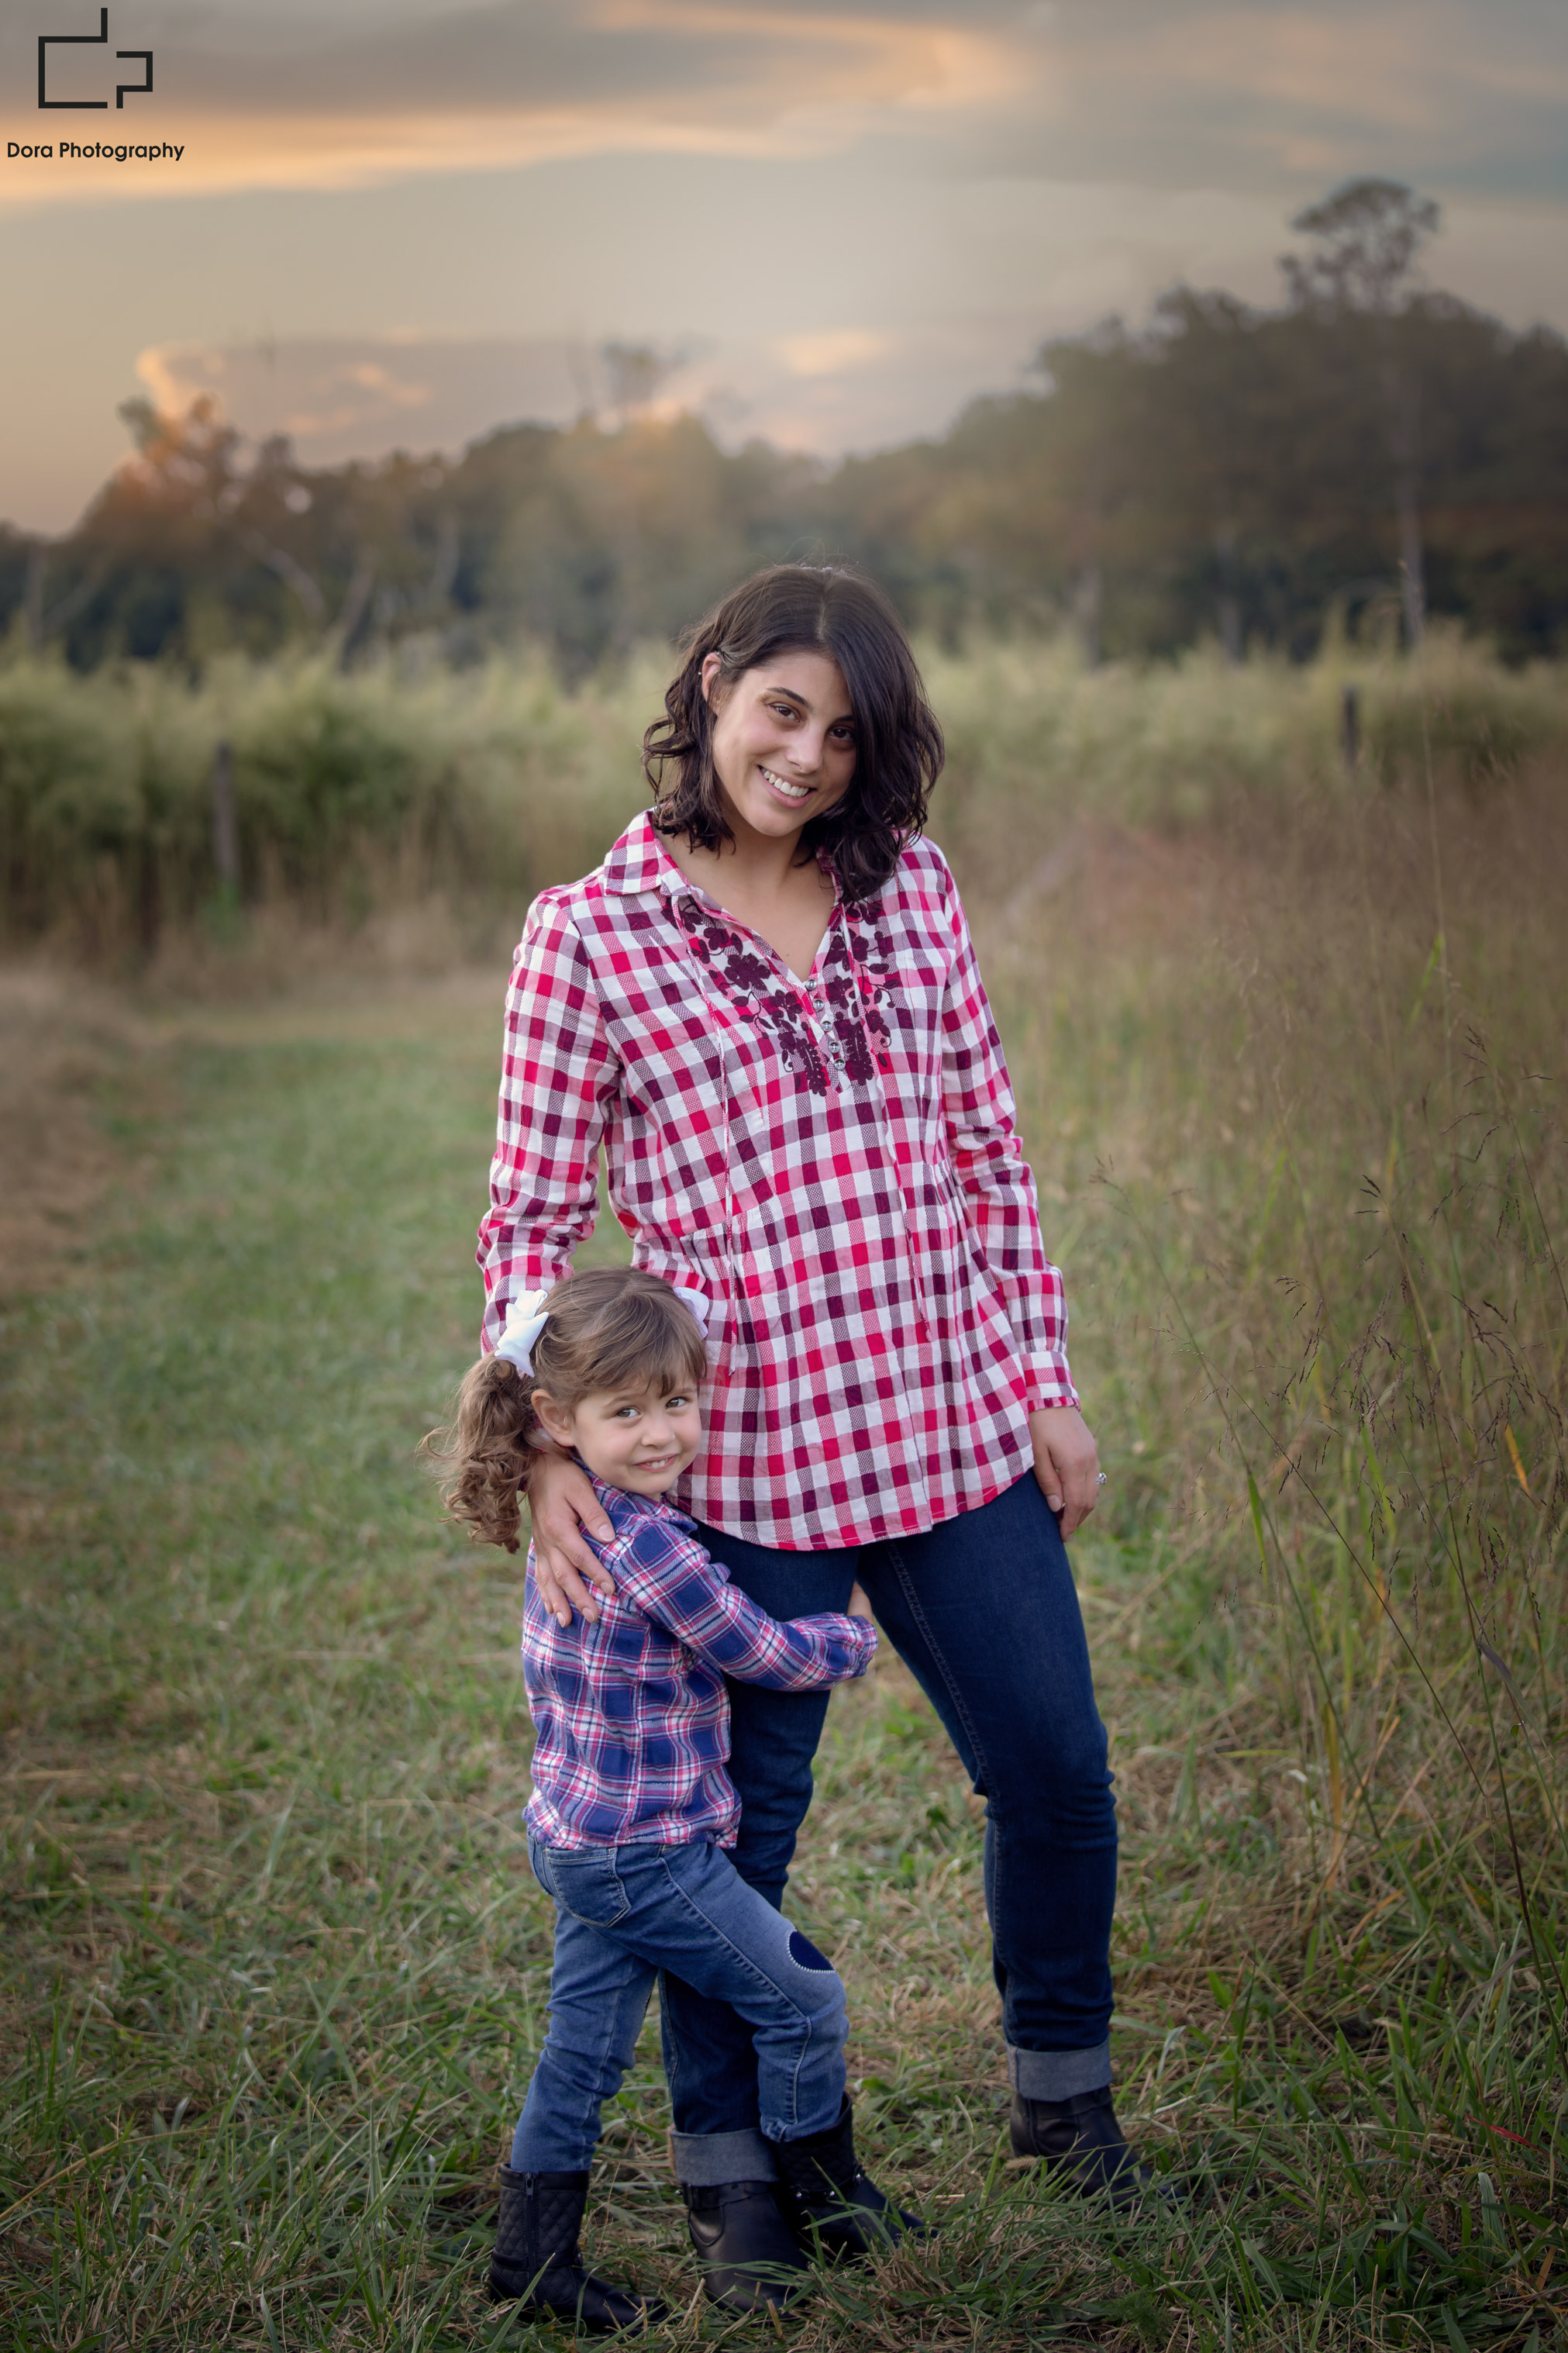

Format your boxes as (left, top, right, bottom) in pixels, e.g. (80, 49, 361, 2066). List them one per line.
(210, 740, 239, 893)
(1340, 684, 1360, 778)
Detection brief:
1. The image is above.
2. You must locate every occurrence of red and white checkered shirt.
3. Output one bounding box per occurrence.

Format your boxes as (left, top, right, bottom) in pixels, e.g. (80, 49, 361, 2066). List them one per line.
(477, 811, 1077, 1551)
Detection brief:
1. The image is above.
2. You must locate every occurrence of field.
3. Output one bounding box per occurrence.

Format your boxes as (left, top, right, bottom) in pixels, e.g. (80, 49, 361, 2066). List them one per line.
(2, 637, 1566, 2350)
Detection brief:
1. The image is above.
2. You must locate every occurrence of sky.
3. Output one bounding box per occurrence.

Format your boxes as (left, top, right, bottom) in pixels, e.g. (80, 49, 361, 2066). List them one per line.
(3, 0, 1566, 533)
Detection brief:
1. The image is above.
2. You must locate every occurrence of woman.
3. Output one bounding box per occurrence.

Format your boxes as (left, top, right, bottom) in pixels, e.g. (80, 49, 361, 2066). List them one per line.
(478, 565, 1148, 2313)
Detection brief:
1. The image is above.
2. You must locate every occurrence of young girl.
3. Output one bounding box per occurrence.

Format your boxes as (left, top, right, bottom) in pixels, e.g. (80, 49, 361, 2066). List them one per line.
(433, 1266, 916, 2331)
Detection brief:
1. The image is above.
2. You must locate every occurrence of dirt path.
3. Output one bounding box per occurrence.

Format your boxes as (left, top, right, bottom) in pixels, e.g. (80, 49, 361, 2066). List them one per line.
(0, 962, 505, 1299)
(0, 968, 158, 1296)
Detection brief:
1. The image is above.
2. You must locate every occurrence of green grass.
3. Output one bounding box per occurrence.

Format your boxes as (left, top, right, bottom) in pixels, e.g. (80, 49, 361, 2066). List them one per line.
(2, 727, 1566, 2348)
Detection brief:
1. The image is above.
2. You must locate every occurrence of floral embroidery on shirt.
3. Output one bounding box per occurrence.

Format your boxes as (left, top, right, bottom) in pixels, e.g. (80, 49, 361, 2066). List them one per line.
(836, 899, 896, 1071)
(677, 897, 889, 1096)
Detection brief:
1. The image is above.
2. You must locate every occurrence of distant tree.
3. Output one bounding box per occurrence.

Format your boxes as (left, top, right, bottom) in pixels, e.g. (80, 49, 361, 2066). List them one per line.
(1283, 178, 1442, 644)
(1281, 178, 1440, 317)
(599, 343, 675, 423)
(1026, 323, 1154, 663)
(1135, 290, 1296, 658)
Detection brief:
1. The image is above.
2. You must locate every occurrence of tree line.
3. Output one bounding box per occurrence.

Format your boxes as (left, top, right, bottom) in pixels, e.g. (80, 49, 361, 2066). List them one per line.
(4, 181, 1565, 674)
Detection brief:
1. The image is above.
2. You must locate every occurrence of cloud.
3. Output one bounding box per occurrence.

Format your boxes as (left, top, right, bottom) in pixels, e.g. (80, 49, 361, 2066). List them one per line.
(957, 0, 1568, 197)
(775, 329, 893, 378)
(5, 0, 1559, 211)
(1, 1, 1015, 202)
(132, 319, 1054, 471)
(136, 337, 597, 461)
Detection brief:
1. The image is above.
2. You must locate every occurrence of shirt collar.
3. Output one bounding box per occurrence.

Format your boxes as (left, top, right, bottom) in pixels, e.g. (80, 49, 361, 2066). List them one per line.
(601, 810, 682, 898)
(599, 808, 843, 909)
(583, 1460, 695, 1529)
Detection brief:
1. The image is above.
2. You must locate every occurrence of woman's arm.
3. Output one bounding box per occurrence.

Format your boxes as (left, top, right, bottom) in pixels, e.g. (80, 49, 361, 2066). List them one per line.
(477, 895, 624, 1618)
(528, 1450, 618, 1626)
(476, 894, 620, 1355)
(936, 864, 1101, 1534)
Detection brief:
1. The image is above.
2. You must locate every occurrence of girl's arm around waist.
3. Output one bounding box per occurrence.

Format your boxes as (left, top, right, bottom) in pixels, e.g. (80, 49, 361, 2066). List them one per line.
(612, 1520, 877, 1689)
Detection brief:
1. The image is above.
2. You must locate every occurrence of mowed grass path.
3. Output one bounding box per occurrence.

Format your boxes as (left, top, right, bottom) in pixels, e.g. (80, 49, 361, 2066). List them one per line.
(2, 859, 1565, 2351)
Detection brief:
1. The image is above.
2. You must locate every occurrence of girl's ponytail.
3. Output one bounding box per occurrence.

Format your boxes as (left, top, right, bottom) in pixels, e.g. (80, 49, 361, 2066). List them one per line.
(423, 1353, 544, 1553)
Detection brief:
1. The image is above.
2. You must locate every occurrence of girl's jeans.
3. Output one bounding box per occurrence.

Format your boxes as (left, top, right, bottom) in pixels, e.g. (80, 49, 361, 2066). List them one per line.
(660, 1469, 1118, 2182)
(510, 1834, 848, 2175)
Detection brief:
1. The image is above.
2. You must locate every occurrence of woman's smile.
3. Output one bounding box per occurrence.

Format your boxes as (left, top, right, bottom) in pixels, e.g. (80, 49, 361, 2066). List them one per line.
(757, 764, 813, 808)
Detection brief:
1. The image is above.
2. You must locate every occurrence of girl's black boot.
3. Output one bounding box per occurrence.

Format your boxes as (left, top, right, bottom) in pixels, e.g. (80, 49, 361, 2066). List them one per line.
(488, 2165, 667, 2333)
(681, 2179, 810, 2313)
(773, 2096, 927, 2261)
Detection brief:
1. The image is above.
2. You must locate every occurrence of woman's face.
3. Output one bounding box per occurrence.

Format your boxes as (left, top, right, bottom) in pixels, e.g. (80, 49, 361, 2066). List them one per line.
(701, 647, 857, 844)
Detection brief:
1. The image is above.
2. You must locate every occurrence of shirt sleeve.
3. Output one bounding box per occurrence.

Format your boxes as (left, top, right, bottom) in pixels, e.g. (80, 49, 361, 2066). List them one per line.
(936, 864, 1079, 1413)
(612, 1522, 877, 1689)
(477, 892, 621, 1354)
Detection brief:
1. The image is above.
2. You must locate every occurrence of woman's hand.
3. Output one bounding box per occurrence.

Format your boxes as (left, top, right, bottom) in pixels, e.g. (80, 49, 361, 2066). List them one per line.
(1029, 1406, 1101, 1538)
(528, 1451, 619, 1627)
(847, 1582, 874, 1623)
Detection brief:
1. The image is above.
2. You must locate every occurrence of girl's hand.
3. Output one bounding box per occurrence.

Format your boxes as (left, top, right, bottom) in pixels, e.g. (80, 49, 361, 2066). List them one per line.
(847, 1582, 874, 1623)
(529, 1451, 618, 1626)
(1029, 1406, 1101, 1538)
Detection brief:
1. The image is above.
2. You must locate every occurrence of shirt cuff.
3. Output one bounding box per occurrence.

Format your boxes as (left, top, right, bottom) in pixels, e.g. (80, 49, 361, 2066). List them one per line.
(1020, 1349, 1079, 1414)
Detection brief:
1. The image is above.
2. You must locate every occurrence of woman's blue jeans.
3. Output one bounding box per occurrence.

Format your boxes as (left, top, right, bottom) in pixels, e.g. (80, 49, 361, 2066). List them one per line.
(512, 1835, 849, 2175)
(660, 1469, 1118, 2179)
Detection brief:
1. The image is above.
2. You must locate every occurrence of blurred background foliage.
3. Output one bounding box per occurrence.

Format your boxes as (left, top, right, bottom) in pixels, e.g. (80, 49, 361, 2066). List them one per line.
(2, 180, 1565, 683)
(2, 629, 1563, 964)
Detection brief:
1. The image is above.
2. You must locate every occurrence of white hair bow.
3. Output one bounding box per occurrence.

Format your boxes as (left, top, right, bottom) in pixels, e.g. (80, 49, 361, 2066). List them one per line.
(495, 1287, 553, 1376)
(492, 1282, 709, 1378)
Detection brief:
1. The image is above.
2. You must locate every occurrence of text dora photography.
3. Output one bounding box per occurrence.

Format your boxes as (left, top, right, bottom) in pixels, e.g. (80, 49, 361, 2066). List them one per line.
(8, 139, 182, 160)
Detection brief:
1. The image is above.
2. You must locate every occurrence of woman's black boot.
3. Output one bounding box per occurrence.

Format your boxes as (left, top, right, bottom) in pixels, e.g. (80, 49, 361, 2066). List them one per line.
(1009, 2084, 1167, 2209)
(488, 2166, 667, 2333)
(681, 2179, 811, 2314)
(773, 2096, 927, 2260)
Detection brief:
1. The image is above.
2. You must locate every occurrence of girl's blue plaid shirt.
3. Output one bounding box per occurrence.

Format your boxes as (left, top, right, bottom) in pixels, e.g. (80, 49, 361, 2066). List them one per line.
(521, 1469, 876, 1851)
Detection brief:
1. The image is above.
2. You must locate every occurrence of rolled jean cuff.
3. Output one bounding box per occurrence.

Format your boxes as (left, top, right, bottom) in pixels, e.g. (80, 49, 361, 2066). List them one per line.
(1008, 2039, 1111, 2100)
(670, 2127, 777, 2186)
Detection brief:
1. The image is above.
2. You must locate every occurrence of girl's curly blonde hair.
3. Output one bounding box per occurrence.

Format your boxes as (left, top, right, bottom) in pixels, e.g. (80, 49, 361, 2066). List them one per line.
(422, 1267, 708, 1552)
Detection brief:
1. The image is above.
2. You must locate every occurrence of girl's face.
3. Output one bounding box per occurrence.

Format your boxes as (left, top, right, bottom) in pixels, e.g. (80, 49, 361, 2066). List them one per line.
(533, 1377, 701, 1499)
(701, 648, 857, 846)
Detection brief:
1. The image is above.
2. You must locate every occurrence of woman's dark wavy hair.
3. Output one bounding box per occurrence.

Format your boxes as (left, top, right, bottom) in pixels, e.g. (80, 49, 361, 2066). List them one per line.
(641, 564, 944, 903)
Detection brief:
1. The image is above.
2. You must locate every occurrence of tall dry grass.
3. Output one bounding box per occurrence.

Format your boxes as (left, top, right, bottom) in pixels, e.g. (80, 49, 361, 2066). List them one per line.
(974, 759, 1568, 2336)
(2, 628, 1564, 971)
